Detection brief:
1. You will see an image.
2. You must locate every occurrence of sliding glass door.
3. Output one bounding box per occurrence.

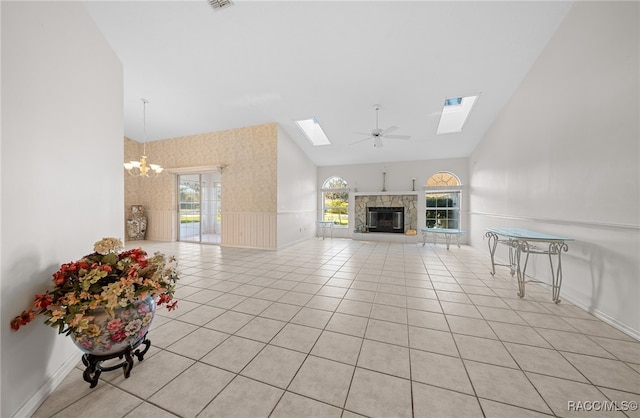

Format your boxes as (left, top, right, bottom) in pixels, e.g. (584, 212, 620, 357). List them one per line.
(178, 172, 221, 244)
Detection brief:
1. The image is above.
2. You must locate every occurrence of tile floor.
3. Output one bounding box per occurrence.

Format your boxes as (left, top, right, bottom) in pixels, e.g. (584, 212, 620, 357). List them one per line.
(33, 239, 639, 418)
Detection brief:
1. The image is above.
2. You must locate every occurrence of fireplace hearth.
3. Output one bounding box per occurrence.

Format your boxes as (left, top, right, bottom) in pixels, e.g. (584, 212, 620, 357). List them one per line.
(367, 207, 404, 233)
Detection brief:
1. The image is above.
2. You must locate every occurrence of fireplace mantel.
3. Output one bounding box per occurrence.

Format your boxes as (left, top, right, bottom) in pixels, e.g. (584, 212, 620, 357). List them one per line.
(353, 193, 418, 233)
(353, 191, 419, 197)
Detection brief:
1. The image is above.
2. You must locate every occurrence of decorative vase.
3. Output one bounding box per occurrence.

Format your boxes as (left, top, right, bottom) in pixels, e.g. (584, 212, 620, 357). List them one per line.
(70, 295, 156, 356)
(126, 205, 147, 240)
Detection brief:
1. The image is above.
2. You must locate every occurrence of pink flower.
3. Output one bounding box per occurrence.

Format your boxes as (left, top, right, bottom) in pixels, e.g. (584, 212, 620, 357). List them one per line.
(137, 304, 150, 315)
(78, 339, 94, 349)
(110, 329, 127, 342)
(106, 318, 123, 332)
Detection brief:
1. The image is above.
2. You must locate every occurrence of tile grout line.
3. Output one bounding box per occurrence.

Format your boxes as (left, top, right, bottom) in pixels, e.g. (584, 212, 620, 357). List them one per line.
(41, 240, 639, 417)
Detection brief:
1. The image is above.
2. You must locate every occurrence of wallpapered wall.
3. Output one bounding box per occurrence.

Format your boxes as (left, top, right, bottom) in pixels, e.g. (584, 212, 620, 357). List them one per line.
(124, 123, 279, 244)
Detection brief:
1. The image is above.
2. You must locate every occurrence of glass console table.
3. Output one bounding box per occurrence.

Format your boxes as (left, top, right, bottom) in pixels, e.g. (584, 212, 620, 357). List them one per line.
(485, 227, 573, 303)
(419, 228, 465, 250)
(317, 221, 334, 240)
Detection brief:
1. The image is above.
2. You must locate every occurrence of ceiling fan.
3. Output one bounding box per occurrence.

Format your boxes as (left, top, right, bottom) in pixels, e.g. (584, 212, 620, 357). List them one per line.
(350, 104, 411, 148)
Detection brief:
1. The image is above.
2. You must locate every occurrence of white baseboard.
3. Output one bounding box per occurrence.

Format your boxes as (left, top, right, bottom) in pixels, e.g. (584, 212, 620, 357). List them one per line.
(492, 256, 639, 341)
(488, 253, 640, 341)
(543, 285, 640, 341)
(12, 353, 78, 418)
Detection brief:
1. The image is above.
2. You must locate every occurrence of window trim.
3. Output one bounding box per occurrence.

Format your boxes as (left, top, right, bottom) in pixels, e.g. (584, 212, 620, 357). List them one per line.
(424, 187, 463, 230)
(424, 171, 463, 230)
(321, 176, 349, 228)
(425, 171, 461, 188)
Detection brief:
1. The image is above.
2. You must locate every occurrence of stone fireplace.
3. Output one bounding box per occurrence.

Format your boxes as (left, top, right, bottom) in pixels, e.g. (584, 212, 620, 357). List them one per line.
(354, 194, 418, 233)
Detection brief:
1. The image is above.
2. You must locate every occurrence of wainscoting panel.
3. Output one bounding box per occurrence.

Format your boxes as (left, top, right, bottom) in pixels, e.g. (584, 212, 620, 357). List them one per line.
(145, 209, 176, 242)
(222, 212, 277, 249)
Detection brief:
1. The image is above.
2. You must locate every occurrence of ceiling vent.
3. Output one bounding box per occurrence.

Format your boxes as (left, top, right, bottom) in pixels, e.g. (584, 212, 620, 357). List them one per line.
(208, 0, 234, 10)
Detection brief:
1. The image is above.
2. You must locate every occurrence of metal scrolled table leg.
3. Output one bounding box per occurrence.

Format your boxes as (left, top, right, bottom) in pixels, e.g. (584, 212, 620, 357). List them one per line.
(548, 242, 568, 303)
(508, 240, 516, 276)
(485, 231, 499, 275)
(516, 240, 530, 299)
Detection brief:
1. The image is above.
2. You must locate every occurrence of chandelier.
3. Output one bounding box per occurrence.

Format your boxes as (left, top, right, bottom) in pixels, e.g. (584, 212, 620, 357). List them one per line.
(124, 99, 163, 177)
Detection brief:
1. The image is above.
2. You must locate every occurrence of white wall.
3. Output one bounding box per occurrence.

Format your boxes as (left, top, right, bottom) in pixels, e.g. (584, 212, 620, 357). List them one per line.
(277, 127, 317, 248)
(1, 2, 124, 417)
(468, 2, 639, 337)
(318, 158, 469, 239)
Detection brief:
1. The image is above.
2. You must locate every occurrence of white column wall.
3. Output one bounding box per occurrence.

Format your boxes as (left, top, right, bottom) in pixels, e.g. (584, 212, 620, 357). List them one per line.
(468, 2, 639, 337)
(1, 2, 124, 416)
(277, 127, 318, 248)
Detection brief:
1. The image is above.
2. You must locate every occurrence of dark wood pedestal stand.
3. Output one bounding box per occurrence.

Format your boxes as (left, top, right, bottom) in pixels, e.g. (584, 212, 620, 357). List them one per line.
(81, 334, 151, 388)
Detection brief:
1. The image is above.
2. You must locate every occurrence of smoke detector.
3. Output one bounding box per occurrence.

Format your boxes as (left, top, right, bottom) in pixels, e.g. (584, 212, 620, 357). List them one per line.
(208, 0, 233, 10)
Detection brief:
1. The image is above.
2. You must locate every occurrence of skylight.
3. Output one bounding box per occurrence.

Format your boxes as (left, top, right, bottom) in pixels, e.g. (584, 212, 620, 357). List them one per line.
(295, 117, 331, 146)
(436, 95, 478, 134)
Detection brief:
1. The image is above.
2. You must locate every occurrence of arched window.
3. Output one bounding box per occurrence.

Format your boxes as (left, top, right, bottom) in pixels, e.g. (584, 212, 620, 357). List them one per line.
(425, 171, 462, 229)
(426, 171, 461, 187)
(321, 176, 349, 227)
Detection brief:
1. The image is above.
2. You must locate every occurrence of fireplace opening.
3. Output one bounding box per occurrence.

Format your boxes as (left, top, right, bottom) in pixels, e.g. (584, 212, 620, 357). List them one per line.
(367, 207, 404, 233)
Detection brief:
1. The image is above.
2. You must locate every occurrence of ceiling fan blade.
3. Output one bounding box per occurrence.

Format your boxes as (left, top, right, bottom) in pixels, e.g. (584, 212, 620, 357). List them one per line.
(380, 125, 398, 135)
(353, 131, 373, 136)
(384, 134, 411, 140)
(349, 137, 372, 146)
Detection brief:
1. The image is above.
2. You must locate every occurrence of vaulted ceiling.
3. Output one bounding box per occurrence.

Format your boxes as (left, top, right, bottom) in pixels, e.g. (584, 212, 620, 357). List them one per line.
(85, 1, 573, 166)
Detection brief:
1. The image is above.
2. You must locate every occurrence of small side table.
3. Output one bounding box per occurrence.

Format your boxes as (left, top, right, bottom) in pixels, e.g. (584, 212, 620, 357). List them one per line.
(317, 221, 334, 240)
(420, 228, 465, 250)
(484, 227, 572, 303)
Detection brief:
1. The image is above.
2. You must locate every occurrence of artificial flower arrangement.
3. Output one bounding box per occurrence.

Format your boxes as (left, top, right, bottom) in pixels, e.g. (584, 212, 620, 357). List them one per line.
(10, 238, 179, 344)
